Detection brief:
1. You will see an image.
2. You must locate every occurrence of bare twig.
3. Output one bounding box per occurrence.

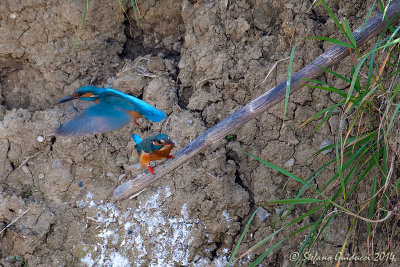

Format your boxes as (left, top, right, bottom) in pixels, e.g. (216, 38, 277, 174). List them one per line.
(0, 208, 30, 236)
(90, 69, 99, 84)
(114, 1, 400, 201)
(262, 57, 290, 83)
(18, 152, 40, 169)
(134, 67, 158, 78)
(86, 216, 102, 223)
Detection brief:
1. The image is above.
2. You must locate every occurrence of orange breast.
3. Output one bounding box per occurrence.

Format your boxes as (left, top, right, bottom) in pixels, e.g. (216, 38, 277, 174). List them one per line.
(139, 152, 152, 169)
(153, 145, 174, 158)
(128, 110, 142, 119)
(139, 145, 174, 169)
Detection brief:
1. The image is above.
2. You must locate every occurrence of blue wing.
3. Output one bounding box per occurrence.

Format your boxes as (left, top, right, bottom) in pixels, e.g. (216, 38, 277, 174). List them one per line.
(56, 102, 131, 136)
(102, 89, 166, 122)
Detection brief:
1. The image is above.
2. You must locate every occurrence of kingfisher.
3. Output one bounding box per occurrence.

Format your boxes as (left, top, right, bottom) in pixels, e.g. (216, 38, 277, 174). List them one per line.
(132, 133, 175, 174)
(56, 85, 166, 136)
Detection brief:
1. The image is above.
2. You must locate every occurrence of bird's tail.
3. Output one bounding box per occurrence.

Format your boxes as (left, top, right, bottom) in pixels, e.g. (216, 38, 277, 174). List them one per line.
(131, 134, 142, 144)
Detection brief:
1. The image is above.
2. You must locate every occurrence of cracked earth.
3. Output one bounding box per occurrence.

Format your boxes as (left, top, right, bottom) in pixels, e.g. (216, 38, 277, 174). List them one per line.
(1, 0, 399, 266)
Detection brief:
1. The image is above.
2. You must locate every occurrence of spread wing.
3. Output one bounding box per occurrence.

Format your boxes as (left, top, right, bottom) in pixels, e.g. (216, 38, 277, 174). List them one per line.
(56, 102, 131, 136)
(103, 89, 166, 122)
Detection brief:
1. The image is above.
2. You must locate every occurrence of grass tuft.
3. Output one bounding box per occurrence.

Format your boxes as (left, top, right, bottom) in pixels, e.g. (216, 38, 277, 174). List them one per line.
(230, 0, 400, 265)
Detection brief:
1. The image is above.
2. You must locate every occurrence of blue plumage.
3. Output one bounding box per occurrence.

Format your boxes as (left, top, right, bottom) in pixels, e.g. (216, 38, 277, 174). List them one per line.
(56, 86, 166, 136)
(131, 133, 175, 174)
(132, 133, 170, 154)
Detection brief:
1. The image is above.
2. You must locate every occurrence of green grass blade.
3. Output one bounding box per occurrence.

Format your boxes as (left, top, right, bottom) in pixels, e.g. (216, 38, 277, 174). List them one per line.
(367, 176, 378, 238)
(72, 0, 88, 51)
(385, 26, 400, 51)
(306, 37, 354, 49)
(250, 204, 325, 252)
(385, 101, 400, 139)
(250, 238, 287, 267)
(356, 0, 376, 40)
(346, 149, 382, 198)
(130, 0, 139, 23)
(265, 198, 325, 205)
(390, 176, 400, 196)
(366, 38, 379, 90)
(335, 135, 346, 199)
(301, 83, 348, 98)
(342, 19, 357, 50)
(306, 65, 351, 83)
(227, 209, 258, 266)
(347, 56, 369, 104)
(308, 108, 335, 136)
(250, 223, 315, 266)
(284, 43, 297, 120)
(382, 0, 393, 23)
(300, 101, 343, 127)
(242, 150, 363, 217)
(319, 0, 349, 42)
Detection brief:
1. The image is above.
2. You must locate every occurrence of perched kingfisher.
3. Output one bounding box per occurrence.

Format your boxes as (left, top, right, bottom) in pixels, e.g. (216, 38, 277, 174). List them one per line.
(132, 133, 175, 174)
(56, 85, 166, 136)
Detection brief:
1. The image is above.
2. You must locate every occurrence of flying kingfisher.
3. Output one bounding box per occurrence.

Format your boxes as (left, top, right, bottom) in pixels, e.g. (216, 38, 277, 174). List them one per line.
(132, 133, 175, 174)
(56, 85, 166, 136)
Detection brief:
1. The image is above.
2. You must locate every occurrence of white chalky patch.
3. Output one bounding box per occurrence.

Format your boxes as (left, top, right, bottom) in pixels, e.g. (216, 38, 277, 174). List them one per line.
(78, 187, 202, 266)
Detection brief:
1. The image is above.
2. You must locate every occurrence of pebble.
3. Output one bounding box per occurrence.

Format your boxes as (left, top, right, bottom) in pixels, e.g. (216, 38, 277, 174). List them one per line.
(256, 207, 271, 222)
(38, 174, 44, 179)
(52, 158, 63, 169)
(78, 181, 83, 187)
(37, 136, 45, 142)
(21, 165, 31, 174)
(284, 158, 295, 168)
(118, 174, 126, 182)
(320, 140, 334, 155)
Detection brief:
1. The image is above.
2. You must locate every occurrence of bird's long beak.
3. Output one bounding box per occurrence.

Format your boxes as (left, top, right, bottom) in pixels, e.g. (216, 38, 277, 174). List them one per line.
(57, 94, 79, 103)
(163, 139, 175, 146)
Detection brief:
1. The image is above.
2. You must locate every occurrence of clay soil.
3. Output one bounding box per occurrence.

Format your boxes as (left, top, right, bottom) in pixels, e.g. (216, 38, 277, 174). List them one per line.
(1, 0, 400, 266)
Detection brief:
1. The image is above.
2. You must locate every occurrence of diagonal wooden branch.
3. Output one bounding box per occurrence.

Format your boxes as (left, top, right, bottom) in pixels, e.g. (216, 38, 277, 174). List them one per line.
(114, 1, 400, 201)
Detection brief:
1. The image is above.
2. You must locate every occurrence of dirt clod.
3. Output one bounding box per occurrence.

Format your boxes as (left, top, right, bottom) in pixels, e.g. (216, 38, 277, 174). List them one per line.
(0, 0, 396, 265)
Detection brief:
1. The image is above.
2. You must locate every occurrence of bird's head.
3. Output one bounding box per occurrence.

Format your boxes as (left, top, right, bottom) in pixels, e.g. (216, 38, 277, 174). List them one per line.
(57, 85, 104, 103)
(149, 134, 175, 151)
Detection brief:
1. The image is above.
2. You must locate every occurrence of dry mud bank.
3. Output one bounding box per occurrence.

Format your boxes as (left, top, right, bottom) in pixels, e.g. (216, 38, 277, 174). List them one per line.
(1, 0, 399, 266)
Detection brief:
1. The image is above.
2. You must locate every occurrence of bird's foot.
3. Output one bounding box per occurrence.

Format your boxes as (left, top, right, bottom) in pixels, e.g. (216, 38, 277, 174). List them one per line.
(134, 117, 140, 126)
(167, 155, 174, 159)
(148, 166, 155, 175)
